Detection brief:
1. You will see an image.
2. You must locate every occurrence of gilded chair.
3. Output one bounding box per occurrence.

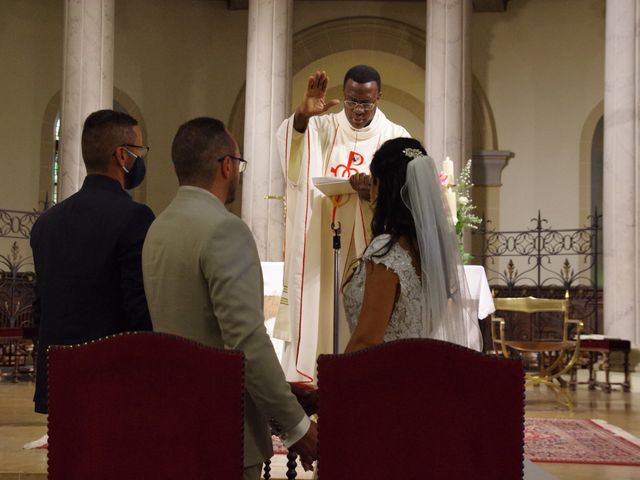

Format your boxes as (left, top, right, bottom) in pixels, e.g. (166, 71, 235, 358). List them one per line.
(491, 293, 583, 407)
(48, 332, 244, 480)
(317, 339, 525, 480)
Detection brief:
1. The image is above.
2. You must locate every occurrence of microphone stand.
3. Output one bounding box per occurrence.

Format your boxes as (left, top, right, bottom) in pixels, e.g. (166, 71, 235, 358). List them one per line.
(331, 222, 342, 354)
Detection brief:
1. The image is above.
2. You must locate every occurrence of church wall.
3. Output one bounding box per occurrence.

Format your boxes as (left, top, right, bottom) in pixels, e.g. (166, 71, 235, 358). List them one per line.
(114, 0, 248, 215)
(293, 0, 426, 32)
(472, 0, 605, 231)
(0, 0, 607, 239)
(0, 0, 63, 212)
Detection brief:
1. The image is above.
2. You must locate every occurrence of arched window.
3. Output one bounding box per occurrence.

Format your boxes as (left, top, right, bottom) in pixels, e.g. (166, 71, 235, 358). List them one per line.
(41, 92, 147, 207)
(52, 114, 61, 205)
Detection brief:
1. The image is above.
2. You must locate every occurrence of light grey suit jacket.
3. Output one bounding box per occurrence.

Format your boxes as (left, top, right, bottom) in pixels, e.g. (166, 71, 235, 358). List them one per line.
(142, 186, 305, 466)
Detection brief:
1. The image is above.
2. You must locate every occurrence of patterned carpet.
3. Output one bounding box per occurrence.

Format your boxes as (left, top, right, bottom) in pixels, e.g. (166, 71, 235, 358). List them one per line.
(525, 418, 640, 466)
(274, 418, 640, 467)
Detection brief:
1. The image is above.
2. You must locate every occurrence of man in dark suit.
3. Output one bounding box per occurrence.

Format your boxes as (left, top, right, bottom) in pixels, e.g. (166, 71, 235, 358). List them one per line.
(30, 109, 154, 416)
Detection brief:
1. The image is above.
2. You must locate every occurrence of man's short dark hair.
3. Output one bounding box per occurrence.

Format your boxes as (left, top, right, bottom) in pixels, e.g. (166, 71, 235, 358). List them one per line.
(171, 117, 236, 185)
(81, 109, 138, 172)
(343, 65, 382, 91)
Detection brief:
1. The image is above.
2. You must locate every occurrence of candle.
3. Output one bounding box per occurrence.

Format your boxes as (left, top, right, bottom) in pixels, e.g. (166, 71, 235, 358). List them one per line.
(446, 188, 457, 224)
(442, 157, 454, 185)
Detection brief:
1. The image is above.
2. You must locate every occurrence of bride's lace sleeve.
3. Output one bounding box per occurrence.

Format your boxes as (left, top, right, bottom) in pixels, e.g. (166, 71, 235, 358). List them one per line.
(363, 234, 424, 340)
(364, 235, 416, 287)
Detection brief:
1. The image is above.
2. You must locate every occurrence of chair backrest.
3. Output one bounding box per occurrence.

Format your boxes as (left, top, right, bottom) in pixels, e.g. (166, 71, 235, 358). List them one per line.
(317, 339, 524, 480)
(48, 332, 244, 480)
(494, 296, 569, 318)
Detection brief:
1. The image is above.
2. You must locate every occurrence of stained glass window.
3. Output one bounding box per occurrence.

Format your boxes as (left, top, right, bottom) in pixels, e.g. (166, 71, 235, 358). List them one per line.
(52, 114, 60, 205)
(52, 102, 128, 204)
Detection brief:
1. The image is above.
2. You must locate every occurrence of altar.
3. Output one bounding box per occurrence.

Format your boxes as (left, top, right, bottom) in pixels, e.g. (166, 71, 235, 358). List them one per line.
(462, 265, 496, 351)
(261, 262, 495, 353)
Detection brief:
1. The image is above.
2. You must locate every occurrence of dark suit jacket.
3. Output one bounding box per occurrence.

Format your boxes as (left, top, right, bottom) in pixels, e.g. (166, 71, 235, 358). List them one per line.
(30, 175, 154, 413)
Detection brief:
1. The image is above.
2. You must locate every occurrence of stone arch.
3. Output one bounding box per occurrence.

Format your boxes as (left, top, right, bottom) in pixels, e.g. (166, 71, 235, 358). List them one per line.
(229, 16, 498, 153)
(38, 89, 149, 206)
(38, 91, 62, 207)
(292, 16, 425, 73)
(472, 77, 498, 151)
(579, 100, 604, 223)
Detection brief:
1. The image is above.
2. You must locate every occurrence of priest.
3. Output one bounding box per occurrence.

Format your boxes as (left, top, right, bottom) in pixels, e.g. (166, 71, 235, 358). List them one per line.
(274, 65, 410, 383)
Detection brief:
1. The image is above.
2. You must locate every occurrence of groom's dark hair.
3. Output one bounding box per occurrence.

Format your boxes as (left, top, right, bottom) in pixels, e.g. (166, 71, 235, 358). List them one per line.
(82, 109, 138, 173)
(172, 117, 236, 185)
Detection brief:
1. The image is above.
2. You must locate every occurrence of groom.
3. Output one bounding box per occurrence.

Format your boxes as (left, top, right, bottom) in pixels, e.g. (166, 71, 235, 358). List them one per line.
(142, 117, 317, 478)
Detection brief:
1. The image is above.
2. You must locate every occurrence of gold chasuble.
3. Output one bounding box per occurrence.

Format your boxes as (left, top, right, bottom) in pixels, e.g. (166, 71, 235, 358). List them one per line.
(274, 109, 409, 383)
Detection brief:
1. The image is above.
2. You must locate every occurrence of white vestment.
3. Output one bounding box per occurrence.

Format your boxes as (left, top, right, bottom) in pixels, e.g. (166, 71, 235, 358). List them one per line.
(274, 108, 409, 383)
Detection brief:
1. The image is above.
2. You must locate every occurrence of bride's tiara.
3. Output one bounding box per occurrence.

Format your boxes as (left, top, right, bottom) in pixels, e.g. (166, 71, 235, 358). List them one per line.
(403, 148, 423, 159)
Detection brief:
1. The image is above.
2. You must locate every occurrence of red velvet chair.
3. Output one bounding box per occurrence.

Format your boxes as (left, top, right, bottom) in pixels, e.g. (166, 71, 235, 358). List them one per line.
(317, 339, 525, 480)
(48, 332, 244, 480)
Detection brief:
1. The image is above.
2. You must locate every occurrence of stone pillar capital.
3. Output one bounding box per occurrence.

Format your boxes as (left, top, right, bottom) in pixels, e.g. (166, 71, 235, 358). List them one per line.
(471, 150, 514, 187)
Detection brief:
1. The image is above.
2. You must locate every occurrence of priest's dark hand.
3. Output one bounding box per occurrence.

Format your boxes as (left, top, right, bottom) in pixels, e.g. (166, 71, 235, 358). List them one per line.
(294, 70, 340, 132)
(349, 172, 371, 201)
(289, 420, 318, 471)
(289, 382, 319, 416)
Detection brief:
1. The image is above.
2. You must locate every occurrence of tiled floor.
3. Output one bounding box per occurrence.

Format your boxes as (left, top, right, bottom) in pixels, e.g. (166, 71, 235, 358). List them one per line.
(1, 376, 638, 480)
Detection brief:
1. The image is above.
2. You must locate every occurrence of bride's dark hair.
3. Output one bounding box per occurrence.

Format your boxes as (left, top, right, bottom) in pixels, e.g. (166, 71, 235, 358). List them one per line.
(369, 137, 427, 256)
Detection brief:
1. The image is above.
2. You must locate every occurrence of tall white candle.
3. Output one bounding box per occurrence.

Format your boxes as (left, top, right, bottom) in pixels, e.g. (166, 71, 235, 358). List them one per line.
(442, 157, 454, 185)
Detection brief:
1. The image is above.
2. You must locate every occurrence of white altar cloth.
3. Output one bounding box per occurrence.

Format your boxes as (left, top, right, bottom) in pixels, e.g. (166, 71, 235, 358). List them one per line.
(261, 262, 494, 351)
(463, 265, 495, 320)
(463, 265, 495, 351)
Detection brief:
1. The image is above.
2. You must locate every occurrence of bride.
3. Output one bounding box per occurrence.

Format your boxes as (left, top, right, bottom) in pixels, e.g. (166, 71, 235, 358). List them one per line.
(343, 137, 480, 353)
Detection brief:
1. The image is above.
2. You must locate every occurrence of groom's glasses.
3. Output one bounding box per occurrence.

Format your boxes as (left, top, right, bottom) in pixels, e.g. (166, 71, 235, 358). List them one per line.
(217, 155, 247, 173)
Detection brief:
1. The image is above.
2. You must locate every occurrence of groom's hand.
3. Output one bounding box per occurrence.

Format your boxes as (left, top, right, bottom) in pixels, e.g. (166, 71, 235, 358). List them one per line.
(289, 420, 318, 471)
(289, 383, 319, 416)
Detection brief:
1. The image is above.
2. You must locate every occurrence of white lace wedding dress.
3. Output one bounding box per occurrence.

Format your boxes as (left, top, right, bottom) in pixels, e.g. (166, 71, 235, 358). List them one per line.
(343, 234, 425, 340)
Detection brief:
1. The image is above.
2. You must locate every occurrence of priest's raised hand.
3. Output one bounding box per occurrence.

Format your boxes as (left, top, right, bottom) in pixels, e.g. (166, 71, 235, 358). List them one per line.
(293, 70, 340, 132)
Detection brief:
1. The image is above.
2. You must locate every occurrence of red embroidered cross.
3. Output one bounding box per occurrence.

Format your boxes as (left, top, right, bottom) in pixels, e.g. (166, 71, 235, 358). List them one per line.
(330, 151, 364, 178)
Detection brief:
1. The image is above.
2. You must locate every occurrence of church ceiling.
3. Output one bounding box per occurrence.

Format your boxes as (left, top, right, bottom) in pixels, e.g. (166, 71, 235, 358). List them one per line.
(227, 0, 509, 13)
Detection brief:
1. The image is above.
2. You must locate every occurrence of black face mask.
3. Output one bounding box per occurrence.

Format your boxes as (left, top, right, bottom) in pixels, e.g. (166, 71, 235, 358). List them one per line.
(122, 155, 146, 189)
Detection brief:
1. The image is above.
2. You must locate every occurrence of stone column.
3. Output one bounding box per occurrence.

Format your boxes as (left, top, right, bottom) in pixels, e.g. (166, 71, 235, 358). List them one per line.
(242, 0, 292, 261)
(603, 0, 640, 344)
(424, 0, 472, 174)
(58, 0, 114, 201)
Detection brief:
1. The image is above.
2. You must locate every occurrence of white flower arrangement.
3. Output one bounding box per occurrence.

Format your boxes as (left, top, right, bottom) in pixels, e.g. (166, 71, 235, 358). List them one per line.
(439, 158, 482, 263)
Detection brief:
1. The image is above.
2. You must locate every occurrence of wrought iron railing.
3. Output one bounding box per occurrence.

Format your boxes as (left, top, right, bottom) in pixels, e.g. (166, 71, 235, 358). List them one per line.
(0, 208, 40, 240)
(0, 208, 39, 324)
(473, 210, 602, 340)
(0, 208, 40, 380)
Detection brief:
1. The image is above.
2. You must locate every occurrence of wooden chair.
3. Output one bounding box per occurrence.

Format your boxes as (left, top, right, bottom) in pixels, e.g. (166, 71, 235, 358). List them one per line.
(491, 294, 583, 407)
(0, 303, 36, 382)
(317, 339, 524, 480)
(48, 332, 244, 480)
(569, 337, 631, 392)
